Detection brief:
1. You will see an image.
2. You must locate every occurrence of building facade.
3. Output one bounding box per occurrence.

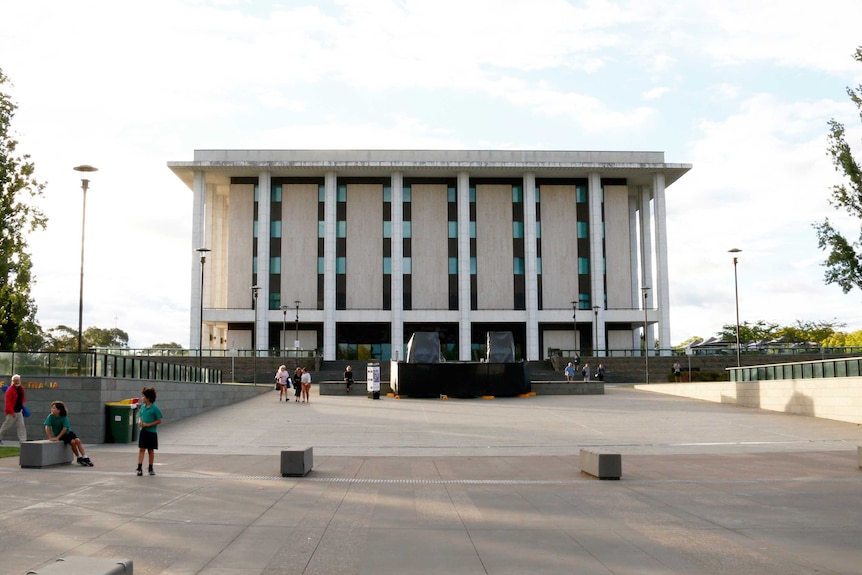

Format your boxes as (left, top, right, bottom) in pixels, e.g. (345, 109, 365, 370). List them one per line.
(168, 150, 690, 361)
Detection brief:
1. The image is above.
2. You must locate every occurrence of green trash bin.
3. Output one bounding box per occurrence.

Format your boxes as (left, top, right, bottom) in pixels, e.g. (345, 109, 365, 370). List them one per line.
(105, 402, 136, 443)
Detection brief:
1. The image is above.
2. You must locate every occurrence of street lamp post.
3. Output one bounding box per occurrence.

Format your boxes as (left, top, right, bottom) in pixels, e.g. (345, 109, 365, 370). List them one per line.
(73, 165, 98, 366)
(571, 301, 577, 356)
(593, 305, 600, 356)
(729, 248, 742, 368)
(281, 305, 289, 357)
(641, 286, 650, 384)
(294, 300, 301, 361)
(251, 285, 260, 384)
(196, 247, 210, 372)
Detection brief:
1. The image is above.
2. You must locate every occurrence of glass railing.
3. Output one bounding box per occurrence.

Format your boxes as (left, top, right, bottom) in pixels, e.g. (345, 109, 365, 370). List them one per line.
(0, 351, 221, 383)
(728, 356, 862, 382)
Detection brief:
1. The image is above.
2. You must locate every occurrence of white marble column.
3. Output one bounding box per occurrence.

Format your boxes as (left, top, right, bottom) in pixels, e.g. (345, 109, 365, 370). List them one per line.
(390, 172, 404, 361)
(639, 187, 655, 355)
(323, 171, 337, 360)
(457, 171, 472, 361)
(190, 170, 206, 351)
(653, 173, 671, 355)
(523, 172, 539, 361)
(256, 171, 271, 355)
(588, 173, 606, 354)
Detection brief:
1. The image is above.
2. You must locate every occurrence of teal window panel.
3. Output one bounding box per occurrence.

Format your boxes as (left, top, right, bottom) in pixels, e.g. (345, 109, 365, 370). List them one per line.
(470, 257, 477, 275)
(514, 257, 525, 274)
(579, 293, 590, 309)
(535, 187, 541, 202)
(448, 186, 456, 203)
(403, 258, 412, 274)
(383, 221, 392, 238)
(272, 185, 282, 202)
(336, 257, 346, 274)
(318, 221, 325, 238)
(253, 221, 258, 238)
(383, 257, 391, 274)
(448, 221, 458, 238)
(577, 221, 588, 239)
(578, 257, 589, 274)
(271, 221, 282, 238)
(403, 221, 412, 239)
(337, 184, 347, 202)
(318, 184, 325, 202)
(512, 185, 523, 202)
(448, 257, 458, 274)
(254, 184, 259, 202)
(513, 221, 524, 238)
(403, 185, 411, 202)
(536, 221, 541, 238)
(576, 185, 587, 203)
(383, 185, 391, 202)
(253, 257, 258, 274)
(336, 221, 346, 238)
(469, 186, 476, 202)
(269, 292, 280, 310)
(536, 257, 542, 274)
(318, 257, 325, 274)
(469, 221, 476, 238)
(270, 257, 281, 274)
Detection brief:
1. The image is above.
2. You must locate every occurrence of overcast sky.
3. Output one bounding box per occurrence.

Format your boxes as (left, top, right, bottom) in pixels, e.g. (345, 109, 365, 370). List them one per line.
(3, 0, 862, 349)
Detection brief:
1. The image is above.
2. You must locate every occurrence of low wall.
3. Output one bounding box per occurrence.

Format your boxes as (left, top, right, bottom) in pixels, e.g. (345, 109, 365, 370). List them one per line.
(531, 382, 604, 395)
(635, 378, 862, 425)
(0, 376, 272, 444)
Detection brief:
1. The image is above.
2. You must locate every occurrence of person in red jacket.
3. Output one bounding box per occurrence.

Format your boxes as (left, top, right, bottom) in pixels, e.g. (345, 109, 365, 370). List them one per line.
(0, 374, 27, 443)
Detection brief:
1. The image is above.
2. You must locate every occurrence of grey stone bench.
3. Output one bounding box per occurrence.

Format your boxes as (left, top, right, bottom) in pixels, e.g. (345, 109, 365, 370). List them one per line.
(579, 448, 622, 480)
(281, 446, 313, 476)
(20, 440, 74, 468)
(26, 556, 133, 574)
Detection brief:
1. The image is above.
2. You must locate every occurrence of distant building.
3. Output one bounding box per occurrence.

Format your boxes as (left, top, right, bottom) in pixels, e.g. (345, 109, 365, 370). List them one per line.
(168, 150, 690, 361)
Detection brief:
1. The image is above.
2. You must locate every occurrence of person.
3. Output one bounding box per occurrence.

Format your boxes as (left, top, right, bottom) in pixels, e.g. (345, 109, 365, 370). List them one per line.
(137, 387, 163, 476)
(0, 374, 27, 443)
(275, 365, 292, 401)
(300, 367, 312, 403)
(673, 361, 682, 382)
(582, 363, 591, 382)
(596, 363, 606, 382)
(573, 353, 581, 369)
(293, 367, 303, 401)
(344, 365, 354, 393)
(44, 401, 92, 466)
(564, 362, 575, 382)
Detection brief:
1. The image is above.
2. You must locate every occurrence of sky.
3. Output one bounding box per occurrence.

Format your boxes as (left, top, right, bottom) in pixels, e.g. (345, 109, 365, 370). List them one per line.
(3, 0, 862, 349)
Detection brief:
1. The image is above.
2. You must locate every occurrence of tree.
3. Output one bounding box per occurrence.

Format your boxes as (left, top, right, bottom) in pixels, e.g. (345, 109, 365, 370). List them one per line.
(0, 68, 47, 350)
(775, 320, 845, 344)
(717, 320, 779, 343)
(84, 326, 129, 348)
(814, 47, 862, 294)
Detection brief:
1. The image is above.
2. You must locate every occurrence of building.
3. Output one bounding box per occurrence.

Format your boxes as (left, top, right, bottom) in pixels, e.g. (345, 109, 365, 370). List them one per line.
(168, 150, 690, 362)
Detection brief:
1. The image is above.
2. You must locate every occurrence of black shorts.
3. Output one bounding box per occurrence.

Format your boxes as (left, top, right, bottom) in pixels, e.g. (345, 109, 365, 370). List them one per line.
(138, 428, 159, 450)
(60, 431, 78, 445)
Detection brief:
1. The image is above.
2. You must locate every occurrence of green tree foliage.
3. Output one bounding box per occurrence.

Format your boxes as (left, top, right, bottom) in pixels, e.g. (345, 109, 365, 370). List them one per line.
(814, 47, 862, 294)
(84, 326, 129, 348)
(149, 342, 182, 349)
(0, 68, 46, 350)
(717, 320, 779, 343)
(822, 330, 862, 347)
(717, 319, 844, 345)
(43, 325, 129, 351)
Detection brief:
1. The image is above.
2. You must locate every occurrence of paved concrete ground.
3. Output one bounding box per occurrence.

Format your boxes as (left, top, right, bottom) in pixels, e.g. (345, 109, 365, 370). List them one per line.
(2, 385, 862, 574)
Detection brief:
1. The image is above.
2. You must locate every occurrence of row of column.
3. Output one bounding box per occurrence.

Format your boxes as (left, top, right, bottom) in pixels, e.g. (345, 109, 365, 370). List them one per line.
(189, 170, 670, 360)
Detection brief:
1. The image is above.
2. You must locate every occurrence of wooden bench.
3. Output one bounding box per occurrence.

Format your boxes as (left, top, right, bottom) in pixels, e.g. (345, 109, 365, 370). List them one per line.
(579, 448, 622, 480)
(281, 446, 313, 477)
(19, 440, 74, 468)
(26, 556, 132, 574)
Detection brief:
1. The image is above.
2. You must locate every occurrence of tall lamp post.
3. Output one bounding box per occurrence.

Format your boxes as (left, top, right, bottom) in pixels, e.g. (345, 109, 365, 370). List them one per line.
(571, 301, 577, 356)
(251, 285, 260, 383)
(729, 248, 742, 368)
(73, 165, 98, 365)
(196, 247, 210, 371)
(294, 300, 301, 361)
(281, 305, 290, 357)
(641, 286, 650, 384)
(593, 305, 600, 356)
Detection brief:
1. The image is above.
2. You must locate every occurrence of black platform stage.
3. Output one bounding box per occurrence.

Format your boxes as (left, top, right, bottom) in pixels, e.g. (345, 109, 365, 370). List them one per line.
(391, 361, 530, 398)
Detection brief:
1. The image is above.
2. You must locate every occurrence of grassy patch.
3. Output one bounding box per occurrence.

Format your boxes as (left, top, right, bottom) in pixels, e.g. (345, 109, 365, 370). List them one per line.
(0, 446, 20, 459)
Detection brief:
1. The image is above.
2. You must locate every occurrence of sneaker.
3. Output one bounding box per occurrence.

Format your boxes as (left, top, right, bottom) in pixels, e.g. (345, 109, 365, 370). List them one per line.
(136, 469, 143, 476)
(77, 457, 84, 465)
(148, 469, 156, 476)
(83, 457, 94, 467)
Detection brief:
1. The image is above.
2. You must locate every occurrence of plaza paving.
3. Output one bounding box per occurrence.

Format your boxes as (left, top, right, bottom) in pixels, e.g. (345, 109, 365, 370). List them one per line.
(2, 385, 862, 574)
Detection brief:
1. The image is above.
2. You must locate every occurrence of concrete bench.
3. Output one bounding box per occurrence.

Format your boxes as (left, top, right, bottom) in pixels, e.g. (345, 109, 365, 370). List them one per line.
(27, 556, 133, 574)
(20, 440, 74, 468)
(281, 446, 313, 477)
(579, 448, 621, 480)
